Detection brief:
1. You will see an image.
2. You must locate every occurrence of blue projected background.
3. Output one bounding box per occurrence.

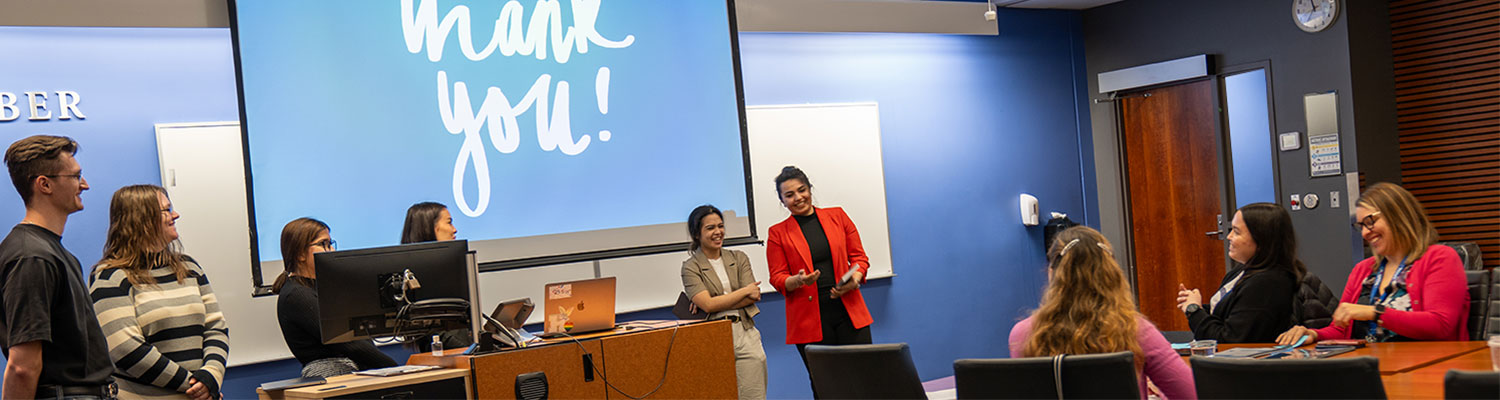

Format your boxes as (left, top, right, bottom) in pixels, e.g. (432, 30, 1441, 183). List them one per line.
(233, 0, 749, 261)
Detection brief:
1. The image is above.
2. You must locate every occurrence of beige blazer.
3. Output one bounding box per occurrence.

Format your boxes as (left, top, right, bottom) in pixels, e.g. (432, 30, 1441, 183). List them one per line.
(680, 248, 760, 328)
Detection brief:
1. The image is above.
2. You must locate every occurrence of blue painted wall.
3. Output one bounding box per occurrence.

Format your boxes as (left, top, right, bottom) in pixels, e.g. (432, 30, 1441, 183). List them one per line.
(4, 7, 1092, 399)
(728, 10, 1093, 398)
(0, 27, 240, 271)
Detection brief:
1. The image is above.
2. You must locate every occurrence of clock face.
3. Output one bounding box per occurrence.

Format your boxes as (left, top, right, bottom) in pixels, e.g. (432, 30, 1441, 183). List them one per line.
(1293, 0, 1338, 33)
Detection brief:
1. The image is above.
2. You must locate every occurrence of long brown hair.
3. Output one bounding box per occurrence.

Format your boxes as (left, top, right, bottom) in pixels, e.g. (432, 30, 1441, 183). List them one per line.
(1023, 226, 1144, 366)
(1357, 182, 1439, 263)
(96, 185, 189, 287)
(272, 217, 329, 293)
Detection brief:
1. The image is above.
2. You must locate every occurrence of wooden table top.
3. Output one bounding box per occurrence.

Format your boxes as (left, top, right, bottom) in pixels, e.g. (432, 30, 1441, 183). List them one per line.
(1186, 341, 1494, 399)
(1206, 341, 1487, 374)
(1380, 347, 1495, 400)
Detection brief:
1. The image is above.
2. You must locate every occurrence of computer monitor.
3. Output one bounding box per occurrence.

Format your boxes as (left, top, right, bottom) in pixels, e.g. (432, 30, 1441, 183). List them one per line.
(314, 240, 474, 344)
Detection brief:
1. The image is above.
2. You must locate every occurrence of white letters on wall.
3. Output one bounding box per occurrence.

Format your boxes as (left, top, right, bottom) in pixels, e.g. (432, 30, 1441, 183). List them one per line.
(0, 90, 84, 122)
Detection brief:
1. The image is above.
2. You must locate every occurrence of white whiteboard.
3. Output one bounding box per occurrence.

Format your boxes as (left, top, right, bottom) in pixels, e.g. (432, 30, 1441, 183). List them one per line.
(746, 103, 895, 279)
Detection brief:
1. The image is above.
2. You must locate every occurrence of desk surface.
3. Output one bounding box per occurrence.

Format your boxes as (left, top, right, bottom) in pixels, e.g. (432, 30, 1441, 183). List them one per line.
(256, 368, 470, 400)
(1214, 340, 1486, 374)
(1380, 347, 1494, 399)
(1204, 341, 1492, 399)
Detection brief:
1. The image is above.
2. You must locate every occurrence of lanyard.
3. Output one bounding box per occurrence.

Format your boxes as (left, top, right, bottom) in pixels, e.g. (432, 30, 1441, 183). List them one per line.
(1211, 270, 1246, 309)
(1368, 256, 1409, 306)
(1363, 256, 1407, 341)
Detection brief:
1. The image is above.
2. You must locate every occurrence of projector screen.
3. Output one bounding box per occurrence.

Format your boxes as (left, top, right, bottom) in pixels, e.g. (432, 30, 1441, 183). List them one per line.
(230, 0, 754, 272)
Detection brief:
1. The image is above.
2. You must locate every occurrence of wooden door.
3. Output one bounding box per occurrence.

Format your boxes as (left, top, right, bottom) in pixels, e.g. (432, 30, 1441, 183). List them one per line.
(1120, 79, 1227, 332)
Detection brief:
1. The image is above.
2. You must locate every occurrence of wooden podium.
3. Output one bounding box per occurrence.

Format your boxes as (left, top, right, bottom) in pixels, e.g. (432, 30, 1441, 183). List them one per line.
(409, 319, 738, 399)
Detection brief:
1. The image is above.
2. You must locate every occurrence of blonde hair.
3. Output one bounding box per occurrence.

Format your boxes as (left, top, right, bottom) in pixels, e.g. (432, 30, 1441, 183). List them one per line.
(97, 185, 189, 287)
(1357, 182, 1439, 263)
(1023, 226, 1143, 367)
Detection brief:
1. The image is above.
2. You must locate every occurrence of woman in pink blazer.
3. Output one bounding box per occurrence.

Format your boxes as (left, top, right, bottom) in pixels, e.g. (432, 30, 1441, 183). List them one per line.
(765, 166, 873, 396)
(1278, 183, 1468, 344)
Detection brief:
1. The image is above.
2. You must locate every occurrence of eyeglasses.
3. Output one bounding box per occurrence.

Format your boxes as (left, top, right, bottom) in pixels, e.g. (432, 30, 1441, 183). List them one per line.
(312, 239, 337, 250)
(43, 173, 83, 180)
(1352, 211, 1383, 231)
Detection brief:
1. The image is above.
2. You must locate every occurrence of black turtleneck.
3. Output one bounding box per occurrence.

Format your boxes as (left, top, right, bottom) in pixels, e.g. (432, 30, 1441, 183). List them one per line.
(793, 211, 836, 289)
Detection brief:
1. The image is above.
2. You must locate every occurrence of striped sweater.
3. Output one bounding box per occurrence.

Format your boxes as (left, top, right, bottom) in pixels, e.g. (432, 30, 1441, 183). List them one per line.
(89, 259, 229, 399)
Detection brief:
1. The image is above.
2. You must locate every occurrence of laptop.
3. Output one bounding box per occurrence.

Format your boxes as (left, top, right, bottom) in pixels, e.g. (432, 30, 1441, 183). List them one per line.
(542, 277, 617, 336)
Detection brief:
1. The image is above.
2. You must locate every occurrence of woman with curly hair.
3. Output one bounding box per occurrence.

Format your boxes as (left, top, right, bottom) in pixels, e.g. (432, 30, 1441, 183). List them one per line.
(1008, 226, 1195, 399)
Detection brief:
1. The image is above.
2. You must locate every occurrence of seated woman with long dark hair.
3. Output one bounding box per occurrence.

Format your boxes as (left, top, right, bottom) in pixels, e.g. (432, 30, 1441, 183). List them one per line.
(400, 201, 470, 352)
(1176, 202, 1303, 343)
(1009, 226, 1195, 399)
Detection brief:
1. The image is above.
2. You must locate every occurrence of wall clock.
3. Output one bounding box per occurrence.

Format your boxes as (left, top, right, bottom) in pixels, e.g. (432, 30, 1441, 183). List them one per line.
(1293, 0, 1339, 33)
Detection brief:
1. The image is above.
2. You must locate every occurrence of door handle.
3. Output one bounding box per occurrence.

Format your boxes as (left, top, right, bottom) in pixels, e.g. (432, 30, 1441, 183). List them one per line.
(1204, 230, 1221, 237)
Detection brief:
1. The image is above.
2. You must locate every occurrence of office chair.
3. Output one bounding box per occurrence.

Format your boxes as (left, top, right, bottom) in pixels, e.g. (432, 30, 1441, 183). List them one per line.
(1444, 370, 1500, 400)
(1191, 356, 1386, 399)
(954, 351, 1138, 399)
(1464, 269, 1494, 340)
(803, 343, 926, 399)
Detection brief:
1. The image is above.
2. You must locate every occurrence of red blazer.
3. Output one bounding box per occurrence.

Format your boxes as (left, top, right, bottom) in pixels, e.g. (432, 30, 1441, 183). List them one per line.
(767, 207, 873, 344)
(1313, 244, 1469, 341)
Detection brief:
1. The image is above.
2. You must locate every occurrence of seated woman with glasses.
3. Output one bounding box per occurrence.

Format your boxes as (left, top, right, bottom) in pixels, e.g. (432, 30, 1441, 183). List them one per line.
(1277, 183, 1469, 344)
(1175, 203, 1303, 343)
(274, 217, 397, 378)
(1009, 226, 1196, 400)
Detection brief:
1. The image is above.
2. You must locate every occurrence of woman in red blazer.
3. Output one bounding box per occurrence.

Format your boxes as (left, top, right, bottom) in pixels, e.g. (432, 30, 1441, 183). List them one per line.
(1277, 183, 1469, 344)
(765, 166, 873, 395)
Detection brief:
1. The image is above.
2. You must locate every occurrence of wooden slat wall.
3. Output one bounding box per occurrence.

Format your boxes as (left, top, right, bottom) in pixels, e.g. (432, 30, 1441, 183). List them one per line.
(1390, 0, 1500, 268)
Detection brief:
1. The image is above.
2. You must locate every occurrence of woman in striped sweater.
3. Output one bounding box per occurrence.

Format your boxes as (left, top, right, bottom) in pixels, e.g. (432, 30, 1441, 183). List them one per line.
(89, 184, 227, 400)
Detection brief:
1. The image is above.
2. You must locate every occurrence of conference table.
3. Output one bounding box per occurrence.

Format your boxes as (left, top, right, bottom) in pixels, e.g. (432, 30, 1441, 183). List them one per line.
(1211, 341, 1491, 399)
(921, 341, 1493, 399)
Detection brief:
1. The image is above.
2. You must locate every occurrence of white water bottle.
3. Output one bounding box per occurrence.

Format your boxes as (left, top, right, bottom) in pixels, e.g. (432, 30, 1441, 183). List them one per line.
(430, 334, 443, 356)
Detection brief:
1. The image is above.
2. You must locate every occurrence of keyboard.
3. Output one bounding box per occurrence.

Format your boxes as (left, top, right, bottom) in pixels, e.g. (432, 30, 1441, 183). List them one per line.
(354, 364, 440, 377)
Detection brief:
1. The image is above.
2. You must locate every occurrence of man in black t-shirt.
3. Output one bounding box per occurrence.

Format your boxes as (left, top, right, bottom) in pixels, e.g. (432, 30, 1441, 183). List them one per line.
(0, 135, 113, 399)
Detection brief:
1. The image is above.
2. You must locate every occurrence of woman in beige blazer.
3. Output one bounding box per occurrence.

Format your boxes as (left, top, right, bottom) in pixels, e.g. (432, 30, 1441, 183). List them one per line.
(681, 205, 768, 399)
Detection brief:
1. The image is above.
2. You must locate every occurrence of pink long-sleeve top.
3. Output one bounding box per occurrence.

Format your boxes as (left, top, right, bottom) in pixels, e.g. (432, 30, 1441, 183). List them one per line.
(1009, 315, 1197, 400)
(1313, 244, 1470, 341)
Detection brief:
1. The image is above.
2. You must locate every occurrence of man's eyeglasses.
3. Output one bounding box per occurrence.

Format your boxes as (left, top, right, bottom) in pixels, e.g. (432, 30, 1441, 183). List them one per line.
(1352, 211, 1383, 231)
(43, 173, 83, 180)
(312, 239, 337, 250)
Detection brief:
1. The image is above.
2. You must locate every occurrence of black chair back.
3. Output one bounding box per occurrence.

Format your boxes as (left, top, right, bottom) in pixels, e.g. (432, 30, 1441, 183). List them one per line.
(1191, 356, 1386, 399)
(1465, 269, 1494, 340)
(1487, 269, 1500, 338)
(804, 343, 926, 399)
(953, 351, 1138, 399)
(1295, 272, 1337, 329)
(1442, 242, 1485, 271)
(1444, 370, 1500, 399)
